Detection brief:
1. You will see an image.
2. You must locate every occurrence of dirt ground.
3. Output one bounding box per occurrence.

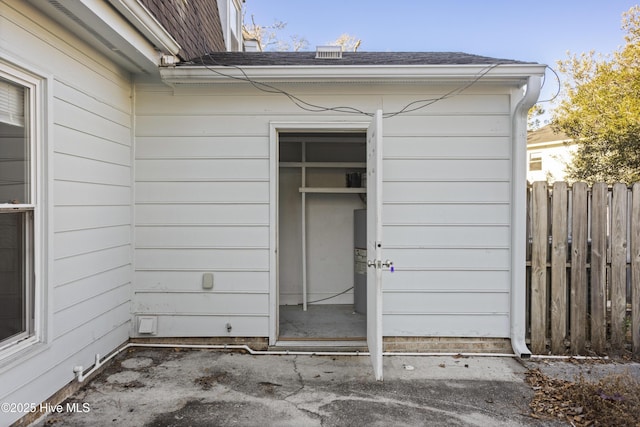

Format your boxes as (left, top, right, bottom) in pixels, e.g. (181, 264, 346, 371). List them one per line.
(522, 357, 640, 426)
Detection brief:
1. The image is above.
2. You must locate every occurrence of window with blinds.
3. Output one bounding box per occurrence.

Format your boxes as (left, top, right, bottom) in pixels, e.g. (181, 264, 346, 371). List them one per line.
(0, 75, 35, 352)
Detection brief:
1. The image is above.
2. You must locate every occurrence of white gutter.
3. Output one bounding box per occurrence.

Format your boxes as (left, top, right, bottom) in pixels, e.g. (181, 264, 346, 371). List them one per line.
(107, 0, 181, 56)
(27, 0, 176, 73)
(160, 63, 547, 85)
(510, 75, 543, 358)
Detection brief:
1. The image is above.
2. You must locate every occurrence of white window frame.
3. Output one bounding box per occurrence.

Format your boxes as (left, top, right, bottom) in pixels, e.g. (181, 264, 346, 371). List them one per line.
(0, 59, 49, 362)
(528, 151, 542, 172)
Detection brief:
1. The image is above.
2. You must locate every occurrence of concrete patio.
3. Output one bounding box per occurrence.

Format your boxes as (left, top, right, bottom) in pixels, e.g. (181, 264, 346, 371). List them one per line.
(28, 347, 578, 426)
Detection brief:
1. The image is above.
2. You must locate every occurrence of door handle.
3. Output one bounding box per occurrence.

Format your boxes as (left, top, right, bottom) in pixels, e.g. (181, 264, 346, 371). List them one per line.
(367, 259, 395, 272)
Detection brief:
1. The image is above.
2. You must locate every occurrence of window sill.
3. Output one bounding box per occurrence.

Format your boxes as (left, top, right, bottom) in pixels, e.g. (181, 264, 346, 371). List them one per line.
(0, 338, 49, 375)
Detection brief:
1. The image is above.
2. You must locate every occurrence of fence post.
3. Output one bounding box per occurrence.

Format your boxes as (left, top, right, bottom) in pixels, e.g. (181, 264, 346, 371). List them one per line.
(550, 181, 568, 354)
(632, 183, 640, 356)
(590, 183, 608, 353)
(531, 182, 548, 354)
(611, 183, 628, 350)
(571, 182, 588, 354)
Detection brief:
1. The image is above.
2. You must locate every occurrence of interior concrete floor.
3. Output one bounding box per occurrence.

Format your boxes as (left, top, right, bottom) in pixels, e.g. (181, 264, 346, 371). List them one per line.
(279, 304, 366, 339)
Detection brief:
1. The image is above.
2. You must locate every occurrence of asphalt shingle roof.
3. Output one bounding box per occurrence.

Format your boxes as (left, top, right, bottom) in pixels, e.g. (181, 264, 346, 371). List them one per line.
(185, 51, 536, 67)
(528, 125, 570, 144)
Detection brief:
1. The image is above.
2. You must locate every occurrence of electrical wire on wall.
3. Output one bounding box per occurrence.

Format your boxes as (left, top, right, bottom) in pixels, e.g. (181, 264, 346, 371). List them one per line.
(382, 62, 501, 118)
(185, 5, 552, 119)
(192, 53, 561, 117)
(194, 52, 380, 116)
(190, 53, 511, 119)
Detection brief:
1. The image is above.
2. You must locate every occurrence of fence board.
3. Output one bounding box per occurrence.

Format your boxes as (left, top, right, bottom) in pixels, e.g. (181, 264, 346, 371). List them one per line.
(590, 183, 607, 353)
(632, 183, 640, 356)
(550, 181, 568, 354)
(570, 182, 588, 354)
(527, 181, 640, 356)
(531, 182, 548, 354)
(611, 183, 628, 350)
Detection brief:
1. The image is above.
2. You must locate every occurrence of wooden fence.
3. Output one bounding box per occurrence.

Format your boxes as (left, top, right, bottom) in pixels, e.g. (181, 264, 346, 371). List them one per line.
(526, 181, 640, 356)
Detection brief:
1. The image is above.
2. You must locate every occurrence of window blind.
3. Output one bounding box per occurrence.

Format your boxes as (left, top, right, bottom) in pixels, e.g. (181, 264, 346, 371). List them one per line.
(0, 79, 25, 127)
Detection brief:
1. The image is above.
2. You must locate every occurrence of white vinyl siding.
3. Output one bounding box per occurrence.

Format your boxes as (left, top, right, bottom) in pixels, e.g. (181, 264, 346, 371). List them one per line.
(382, 112, 512, 337)
(134, 80, 515, 339)
(134, 87, 270, 336)
(0, 2, 132, 425)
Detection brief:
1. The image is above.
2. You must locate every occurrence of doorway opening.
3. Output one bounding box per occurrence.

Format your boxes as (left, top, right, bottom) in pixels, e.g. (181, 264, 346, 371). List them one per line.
(278, 131, 367, 343)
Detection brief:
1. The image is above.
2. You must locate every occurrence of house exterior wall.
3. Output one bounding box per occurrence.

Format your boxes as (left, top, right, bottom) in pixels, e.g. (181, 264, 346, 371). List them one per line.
(133, 79, 516, 339)
(0, 2, 132, 424)
(382, 103, 513, 337)
(527, 141, 577, 183)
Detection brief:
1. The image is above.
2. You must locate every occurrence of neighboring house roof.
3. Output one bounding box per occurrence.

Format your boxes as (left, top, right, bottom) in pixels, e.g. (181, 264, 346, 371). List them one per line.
(186, 51, 536, 66)
(527, 125, 570, 146)
(139, 0, 226, 60)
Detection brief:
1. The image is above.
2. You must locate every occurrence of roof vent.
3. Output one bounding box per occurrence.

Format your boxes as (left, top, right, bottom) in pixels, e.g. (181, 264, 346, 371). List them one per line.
(315, 46, 343, 59)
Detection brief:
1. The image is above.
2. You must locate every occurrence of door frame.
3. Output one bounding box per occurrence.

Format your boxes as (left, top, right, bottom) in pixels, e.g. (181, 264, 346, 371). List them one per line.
(366, 110, 384, 380)
(269, 121, 371, 346)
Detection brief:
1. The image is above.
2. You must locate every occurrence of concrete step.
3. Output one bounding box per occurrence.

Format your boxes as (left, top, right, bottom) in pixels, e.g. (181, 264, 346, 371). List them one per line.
(270, 339, 368, 353)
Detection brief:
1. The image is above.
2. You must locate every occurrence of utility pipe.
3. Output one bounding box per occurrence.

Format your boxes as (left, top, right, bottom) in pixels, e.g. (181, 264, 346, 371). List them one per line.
(530, 354, 610, 360)
(73, 342, 371, 382)
(73, 341, 612, 383)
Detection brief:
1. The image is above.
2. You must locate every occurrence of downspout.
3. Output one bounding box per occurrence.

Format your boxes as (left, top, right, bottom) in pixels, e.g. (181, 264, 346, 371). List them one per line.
(510, 75, 542, 358)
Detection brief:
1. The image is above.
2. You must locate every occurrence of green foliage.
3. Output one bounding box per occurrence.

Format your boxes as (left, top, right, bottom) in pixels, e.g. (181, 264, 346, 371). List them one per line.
(528, 104, 545, 129)
(553, 6, 640, 184)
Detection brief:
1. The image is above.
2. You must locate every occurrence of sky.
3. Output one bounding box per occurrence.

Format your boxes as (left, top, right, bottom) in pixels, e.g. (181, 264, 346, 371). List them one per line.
(242, 0, 638, 120)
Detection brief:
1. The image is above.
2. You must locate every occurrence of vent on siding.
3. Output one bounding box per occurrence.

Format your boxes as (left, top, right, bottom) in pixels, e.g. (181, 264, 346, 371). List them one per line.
(315, 46, 343, 59)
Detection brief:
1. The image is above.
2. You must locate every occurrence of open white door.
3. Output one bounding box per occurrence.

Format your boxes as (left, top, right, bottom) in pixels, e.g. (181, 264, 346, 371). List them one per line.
(366, 110, 384, 381)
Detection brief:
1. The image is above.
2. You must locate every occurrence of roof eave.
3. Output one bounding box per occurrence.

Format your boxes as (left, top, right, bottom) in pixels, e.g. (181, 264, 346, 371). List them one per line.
(160, 63, 547, 85)
(528, 139, 575, 149)
(107, 0, 182, 56)
(28, 0, 164, 73)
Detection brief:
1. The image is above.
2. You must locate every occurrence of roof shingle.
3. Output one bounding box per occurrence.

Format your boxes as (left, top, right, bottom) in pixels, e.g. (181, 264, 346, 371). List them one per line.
(186, 51, 536, 67)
